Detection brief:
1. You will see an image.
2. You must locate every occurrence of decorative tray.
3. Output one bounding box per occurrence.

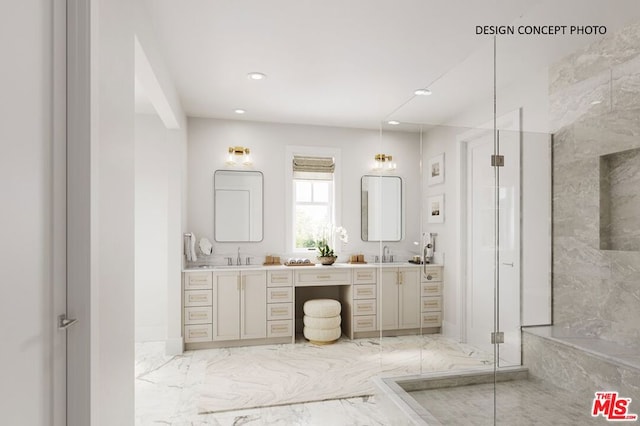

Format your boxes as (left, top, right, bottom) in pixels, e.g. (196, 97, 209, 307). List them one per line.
(284, 262, 317, 267)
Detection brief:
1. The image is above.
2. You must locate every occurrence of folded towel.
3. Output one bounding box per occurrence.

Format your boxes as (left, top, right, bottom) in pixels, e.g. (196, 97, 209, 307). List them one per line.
(184, 233, 198, 262)
(184, 234, 190, 261)
(190, 233, 197, 262)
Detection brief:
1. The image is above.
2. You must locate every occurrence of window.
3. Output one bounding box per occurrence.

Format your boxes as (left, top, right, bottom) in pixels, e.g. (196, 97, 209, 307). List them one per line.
(290, 154, 336, 252)
(294, 179, 334, 250)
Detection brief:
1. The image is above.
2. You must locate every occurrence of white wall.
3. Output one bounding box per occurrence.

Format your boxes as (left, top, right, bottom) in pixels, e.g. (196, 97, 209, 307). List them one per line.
(0, 1, 64, 424)
(90, 0, 135, 423)
(187, 118, 422, 263)
(134, 112, 187, 348)
(135, 114, 169, 341)
(423, 69, 553, 340)
(420, 125, 465, 339)
(134, 0, 188, 354)
(166, 119, 187, 355)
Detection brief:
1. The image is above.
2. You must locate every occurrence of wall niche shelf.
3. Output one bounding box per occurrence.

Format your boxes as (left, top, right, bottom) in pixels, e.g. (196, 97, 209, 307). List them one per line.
(599, 147, 640, 252)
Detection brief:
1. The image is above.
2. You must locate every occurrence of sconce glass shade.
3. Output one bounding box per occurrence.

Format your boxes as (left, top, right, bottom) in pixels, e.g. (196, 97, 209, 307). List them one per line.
(372, 153, 396, 172)
(226, 146, 253, 167)
(242, 151, 253, 166)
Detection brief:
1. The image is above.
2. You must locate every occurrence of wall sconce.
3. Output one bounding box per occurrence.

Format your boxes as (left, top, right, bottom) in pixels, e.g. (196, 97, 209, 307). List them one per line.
(226, 146, 253, 166)
(372, 153, 396, 172)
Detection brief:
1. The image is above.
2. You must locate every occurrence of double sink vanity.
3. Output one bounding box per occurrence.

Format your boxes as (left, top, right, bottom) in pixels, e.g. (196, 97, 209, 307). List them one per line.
(181, 168, 442, 349)
(182, 262, 443, 350)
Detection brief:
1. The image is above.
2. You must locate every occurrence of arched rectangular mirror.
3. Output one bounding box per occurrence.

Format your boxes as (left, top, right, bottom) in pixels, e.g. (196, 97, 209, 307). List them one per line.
(214, 170, 263, 242)
(361, 175, 403, 241)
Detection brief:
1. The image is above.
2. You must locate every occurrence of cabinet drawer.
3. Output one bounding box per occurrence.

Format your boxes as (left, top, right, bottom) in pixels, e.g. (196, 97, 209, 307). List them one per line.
(353, 299, 377, 316)
(267, 287, 293, 303)
(184, 290, 212, 307)
(267, 270, 293, 287)
(184, 272, 213, 290)
(423, 266, 442, 282)
(353, 268, 376, 284)
(353, 315, 377, 332)
(422, 312, 442, 327)
(184, 324, 213, 343)
(421, 282, 442, 297)
(295, 269, 351, 286)
(267, 303, 293, 320)
(353, 284, 376, 299)
(421, 296, 442, 312)
(184, 306, 212, 324)
(267, 320, 293, 338)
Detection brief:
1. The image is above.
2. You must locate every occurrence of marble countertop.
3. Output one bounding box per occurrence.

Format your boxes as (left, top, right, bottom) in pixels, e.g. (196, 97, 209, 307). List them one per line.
(183, 262, 441, 273)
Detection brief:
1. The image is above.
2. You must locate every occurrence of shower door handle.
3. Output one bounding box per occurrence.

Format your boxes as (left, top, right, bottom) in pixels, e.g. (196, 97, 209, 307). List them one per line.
(58, 314, 78, 330)
(502, 262, 514, 267)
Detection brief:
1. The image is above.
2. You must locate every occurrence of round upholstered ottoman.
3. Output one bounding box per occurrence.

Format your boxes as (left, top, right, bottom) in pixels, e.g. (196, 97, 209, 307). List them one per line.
(303, 299, 342, 345)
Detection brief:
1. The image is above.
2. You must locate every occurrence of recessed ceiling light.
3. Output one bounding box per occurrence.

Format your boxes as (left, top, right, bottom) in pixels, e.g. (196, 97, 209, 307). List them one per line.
(414, 88, 432, 96)
(388, 120, 400, 125)
(234, 109, 246, 114)
(590, 100, 602, 105)
(247, 72, 267, 80)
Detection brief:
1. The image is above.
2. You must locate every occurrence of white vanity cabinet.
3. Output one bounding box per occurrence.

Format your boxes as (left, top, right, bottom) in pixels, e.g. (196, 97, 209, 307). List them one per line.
(266, 270, 293, 338)
(341, 268, 378, 338)
(380, 267, 421, 331)
(183, 269, 269, 348)
(421, 265, 443, 330)
(212, 270, 267, 341)
(183, 263, 441, 349)
(183, 272, 214, 343)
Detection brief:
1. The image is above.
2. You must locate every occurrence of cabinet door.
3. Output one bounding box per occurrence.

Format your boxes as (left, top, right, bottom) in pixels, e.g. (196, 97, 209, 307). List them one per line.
(213, 272, 240, 341)
(241, 271, 267, 339)
(399, 268, 421, 329)
(380, 269, 399, 330)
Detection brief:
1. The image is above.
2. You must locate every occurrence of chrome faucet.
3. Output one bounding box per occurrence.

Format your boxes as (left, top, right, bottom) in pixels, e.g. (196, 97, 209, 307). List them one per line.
(382, 245, 389, 263)
(236, 247, 242, 265)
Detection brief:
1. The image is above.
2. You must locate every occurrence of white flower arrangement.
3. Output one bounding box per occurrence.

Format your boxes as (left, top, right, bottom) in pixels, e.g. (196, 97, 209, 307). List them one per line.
(316, 225, 349, 257)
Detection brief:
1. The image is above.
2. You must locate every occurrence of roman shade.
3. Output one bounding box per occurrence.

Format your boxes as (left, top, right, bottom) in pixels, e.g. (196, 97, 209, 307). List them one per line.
(292, 155, 335, 180)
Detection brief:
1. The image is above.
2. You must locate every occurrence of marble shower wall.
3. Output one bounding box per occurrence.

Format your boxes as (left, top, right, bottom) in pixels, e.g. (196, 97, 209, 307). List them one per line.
(550, 20, 640, 347)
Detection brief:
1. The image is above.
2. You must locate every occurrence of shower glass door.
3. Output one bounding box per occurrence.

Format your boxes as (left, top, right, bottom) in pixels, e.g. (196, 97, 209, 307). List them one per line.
(375, 33, 501, 424)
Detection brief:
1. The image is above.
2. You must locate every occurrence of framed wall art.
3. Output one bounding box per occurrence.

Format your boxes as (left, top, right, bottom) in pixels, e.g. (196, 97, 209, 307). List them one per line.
(427, 194, 444, 223)
(427, 153, 444, 186)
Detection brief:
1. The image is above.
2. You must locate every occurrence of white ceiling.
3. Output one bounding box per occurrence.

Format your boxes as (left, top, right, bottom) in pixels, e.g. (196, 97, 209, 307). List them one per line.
(141, 0, 640, 130)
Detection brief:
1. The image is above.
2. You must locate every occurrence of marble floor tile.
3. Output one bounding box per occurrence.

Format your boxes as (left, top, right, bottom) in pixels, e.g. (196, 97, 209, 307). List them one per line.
(135, 335, 493, 425)
(198, 335, 493, 413)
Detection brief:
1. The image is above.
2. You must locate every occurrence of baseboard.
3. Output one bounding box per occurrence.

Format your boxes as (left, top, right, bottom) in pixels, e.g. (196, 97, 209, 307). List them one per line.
(165, 337, 184, 355)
